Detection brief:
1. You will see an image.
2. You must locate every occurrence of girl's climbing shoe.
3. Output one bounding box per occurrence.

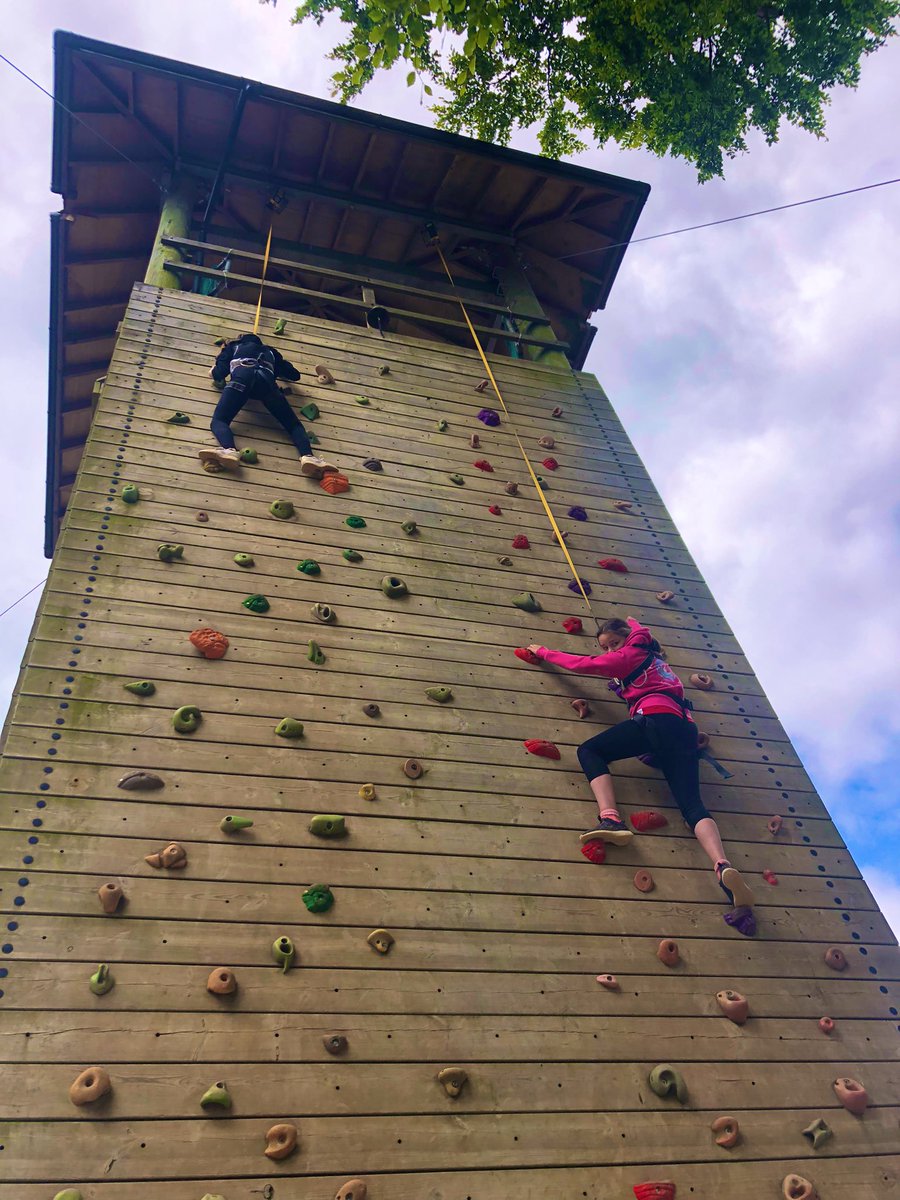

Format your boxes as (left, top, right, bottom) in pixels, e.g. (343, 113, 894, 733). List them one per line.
(580, 818, 633, 846)
(716, 862, 755, 909)
(198, 446, 241, 470)
(300, 454, 339, 478)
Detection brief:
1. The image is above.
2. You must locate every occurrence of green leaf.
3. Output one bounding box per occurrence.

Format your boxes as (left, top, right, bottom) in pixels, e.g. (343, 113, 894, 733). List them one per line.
(407, 70, 416, 85)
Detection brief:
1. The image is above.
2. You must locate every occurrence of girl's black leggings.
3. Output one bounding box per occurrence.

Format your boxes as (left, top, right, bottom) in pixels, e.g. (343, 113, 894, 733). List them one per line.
(577, 713, 710, 830)
(211, 365, 312, 456)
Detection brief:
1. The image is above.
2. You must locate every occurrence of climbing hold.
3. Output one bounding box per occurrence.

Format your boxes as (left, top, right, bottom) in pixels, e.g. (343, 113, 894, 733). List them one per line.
(562, 617, 583, 634)
(834, 1076, 868, 1114)
(207, 968, 238, 995)
(323, 1033, 348, 1056)
(378, 365, 390, 375)
(477, 408, 500, 426)
(716, 989, 749, 1024)
(488, 504, 502, 515)
(403, 758, 424, 779)
(359, 783, 377, 801)
(570, 698, 591, 719)
(568, 505, 587, 521)
(355, 396, 371, 405)
(437, 419, 448, 431)
(118, 770, 164, 790)
(568, 579, 591, 595)
(381, 576, 409, 598)
(172, 704, 202, 733)
(580, 840, 606, 865)
(711, 1115, 741, 1149)
(196, 511, 209, 522)
(633, 1184, 675, 1200)
(297, 559, 321, 575)
(239, 447, 259, 463)
(157, 543, 184, 562)
(144, 842, 188, 870)
(234, 552, 255, 568)
(802, 1117, 833, 1149)
(167, 411, 191, 424)
(362, 457, 383, 470)
(345, 515, 367, 528)
(320, 472, 350, 494)
(437, 1066, 468, 1098)
(426, 686, 453, 704)
(768, 815, 784, 835)
(189, 628, 230, 659)
(630, 811, 668, 832)
(512, 592, 541, 612)
(299, 402, 320, 420)
(368, 928, 394, 954)
(315, 364, 335, 383)
(273, 318, 287, 334)
(336, 1181, 367, 1200)
(69, 1066, 111, 1107)
(275, 717, 305, 740)
(689, 672, 714, 689)
(469, 433, 480, 449)
(270, 499, 295, 519)
(782, 1174, 818, 1200)
(53, 1192, 84, 1200)
(311, 602, 336, 623)
(123, 680, 156, 697)
(613, 500, 633, 512)
(121, 484, 140, 504)
(656, 590, 675, 603)
(243, 594, 270, 614)
(598, 557, 628, 572)
(303, 884, 336, 913)
(264, 1122, 299, 1161)
(723, 905, 757, 937)
(657, 939, 680, 967)
(824, 946, 848, 972)
(497, 555, 513, 566)
(596, 974, 619, 990)
(514, 648, 541, 664)
(362, 703, 380, 718)
(272, 936, 296, 972)
(512, 534, 530, 549)
(343, 548, 363, 562)
(474, 459, 493, 471)
(202, 460, 223, 474)
(504, 481, 519, 495)
(309, 814, 347, 838)
(200, 1080, 232, 1110)
(633, 868, 655, 893)
(551, 405, 563, 418)
(400, 519, 418, 535)
(763, 868, 779, 885)
(818, 1016, 835, 1035)
(524, 739, 561, 760)
(648, 1064, 687, 1103)
(89, 964, 115, 996)
(542, 457, 559, 470)
(449, 474, 465, 486)
(696, 731, 711, 751)
(534, 475, 546, 487)
(538, 435, 555, 449)
(474, 379, 490, 393)
(219, 814, 255, 837)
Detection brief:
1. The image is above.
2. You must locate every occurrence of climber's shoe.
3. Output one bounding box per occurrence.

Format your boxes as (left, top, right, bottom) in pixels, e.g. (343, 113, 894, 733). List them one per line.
(198, 447, 241, 470)
(716, 862, 754, 909)
(300, 454, 339, 478)
(579, 818, 633, 846)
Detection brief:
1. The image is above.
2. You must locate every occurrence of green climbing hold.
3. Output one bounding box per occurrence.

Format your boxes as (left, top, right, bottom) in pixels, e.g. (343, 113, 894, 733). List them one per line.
(425, 687, 453, 704)
(302, 883, 335, 913)
(355, 395, 371, 405)
(89, 963, 114, 996)
(512, 592, 542, 613)
(297, 559, 321, 576)
(381, 575, 408, 599)
(239, 447, 258, 464)
(53, 1192, 85, 1200)
(275, 717, 304, 739)
(311, 602, 335, 623)
(200, 1080, 232, 1109)
(166, 411, 190, 424)
(157, 543, 184, 562)
(123, 680, 155, 697)
(309, 814, 347, 838)
(343, 548, 363, 562)
(234, 553, 255, 568)
(242, 594, 270, 614)
(121, 484, 139, 504)
(220, 814, 254, 833)
(272, 935, 295, 972)
(309, 432, 320, 444)
(345, 515, 366, 529)
(437, 419, 448, 431)
(270, 499, 294, 520)
(307, 640, 326, 665)
(273, 317, 287, 334)
(449, 474, 465, 486)
(172, 705, 202, 734)
(648, 1064, 688, 1104)
(400, 519, 418, 535)
(299, 402, 320, 420)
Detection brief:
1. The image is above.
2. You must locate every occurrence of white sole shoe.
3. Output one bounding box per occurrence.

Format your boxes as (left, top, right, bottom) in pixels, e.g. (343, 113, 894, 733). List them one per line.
(198, 448, 241, 471)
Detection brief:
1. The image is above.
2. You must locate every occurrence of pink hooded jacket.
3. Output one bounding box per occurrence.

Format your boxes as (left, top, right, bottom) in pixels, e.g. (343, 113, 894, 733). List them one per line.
(535, 617, 691, 720)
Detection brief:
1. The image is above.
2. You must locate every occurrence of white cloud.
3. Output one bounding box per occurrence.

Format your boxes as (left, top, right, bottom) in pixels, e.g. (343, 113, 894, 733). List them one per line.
(860, 866, 900, 941)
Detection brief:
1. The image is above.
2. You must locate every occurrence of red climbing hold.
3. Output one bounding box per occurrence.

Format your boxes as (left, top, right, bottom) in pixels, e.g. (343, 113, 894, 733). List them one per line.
(512, 534, 530, 549)
(581, 840, 606, 865)
(473, 459, 494, 472)
(551, 406, 563, 418)
(319, 472, 350, 495)
(514, 647, 541, 665)
(562, 617, 583, 634)
(819, 1016, 835, 1035)
(630, 811, 668, 832)
(570, 698, 591, 719)
(633, 1182, 676, 1200)
(598, 557, 628, 573)
(524, 739, 561, 760)
(189, 628, 230, 660)
(488, 505, 502, 515)
(542, 457, 559, 470)
(763, 869, 779, 885)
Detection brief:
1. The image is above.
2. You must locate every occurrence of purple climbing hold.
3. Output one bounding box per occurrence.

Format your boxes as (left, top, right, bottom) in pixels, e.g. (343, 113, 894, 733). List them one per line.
(477, 408, 501, 427)
(724, 906, 757, 938)
(568, 506, 588, 521)
(568, 579, 591, 596)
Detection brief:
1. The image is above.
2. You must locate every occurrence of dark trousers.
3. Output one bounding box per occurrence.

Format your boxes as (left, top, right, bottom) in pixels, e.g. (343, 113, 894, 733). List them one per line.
(577, 714, 710, 830)
(211, 365, 312, 456)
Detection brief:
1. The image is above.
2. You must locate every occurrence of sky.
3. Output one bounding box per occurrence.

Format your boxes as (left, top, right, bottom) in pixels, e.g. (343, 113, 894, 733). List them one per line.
(1, 4, 898, 932)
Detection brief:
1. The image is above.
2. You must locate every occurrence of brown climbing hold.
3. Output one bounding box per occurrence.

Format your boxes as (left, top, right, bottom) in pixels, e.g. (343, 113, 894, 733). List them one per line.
(367, 928, 394, 954)
(633, 868, 655, 894)
(437, 1066, 468, 1098)
(818, 1016, 835, 1035)
(656, 590, 675, 603)
(358, 783, 377, 801)
(613, 500, 633, 512)
(403, 758, 423, 779)
(362, 703, 380, 718)
(144, 842, 187, 870)
(596, 973, 619, 990)
(768, 814, 784, 835)
(323, 1033, 348, 1056)
(711, 1115, 740, 1148)
(69, 1066, 111, 1106)
(335, 1181, 367, 1200)
(189, 628, 229, 660)
(504, 481, 518, 495)
(716, 989, 749, 1025)
(657, 939, 680, 967)
(783, 1174, 819, 1200)
(264, 1122, 298, 1160)
(97, 882, 123, 914)
(696, 731, 710, 750)
(538, 435, 555, 449)
(470, 433, 480, 449)
(834, 1076, 868, 1114)
(689, 672, 714, 690)
(196, 511, 209, 522)
(207, 967, 237, 996)
(315, 364, 335, 384)
(474, 378, 490, 392)
(497, 555, 513, 566)
(824, 946, 848, 972)
(117, 770, 164, 791)
(571, 698, 591, 719)
(551, 405, 563, 418)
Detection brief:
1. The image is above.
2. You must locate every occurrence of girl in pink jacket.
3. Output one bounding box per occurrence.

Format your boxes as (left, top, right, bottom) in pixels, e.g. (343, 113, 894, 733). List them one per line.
(527, 616, 754, 913)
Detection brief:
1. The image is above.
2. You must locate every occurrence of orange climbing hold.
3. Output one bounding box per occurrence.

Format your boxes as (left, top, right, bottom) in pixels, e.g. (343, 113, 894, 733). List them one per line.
(514, 647, 541, 665)
(562, 617, 583, 634)
(656, 590, 675, 603)
(524, 739, 560, 760)
(512, 534, 530, 549)
(551, 405, 563, 418)
(319, 472, 350, 495)
(189, 628, 229, 660)
(630, 811, 668, 832)
(474, 459, 493, 471)
(596, 973, 619, 990)
(768, 815, 784, 835)
(598, 557, 628, 572)
(614, 500, 633, 512)
(541, 457, 559, 470)
(633, 868, 655, 893)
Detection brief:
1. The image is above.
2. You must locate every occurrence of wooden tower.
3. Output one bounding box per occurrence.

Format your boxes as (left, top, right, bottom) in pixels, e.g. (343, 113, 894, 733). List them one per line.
(1, 32, 898, 1200)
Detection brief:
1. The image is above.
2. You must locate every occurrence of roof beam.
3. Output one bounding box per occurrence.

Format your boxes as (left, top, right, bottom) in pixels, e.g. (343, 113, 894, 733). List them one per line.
(78, 59, 174, 161)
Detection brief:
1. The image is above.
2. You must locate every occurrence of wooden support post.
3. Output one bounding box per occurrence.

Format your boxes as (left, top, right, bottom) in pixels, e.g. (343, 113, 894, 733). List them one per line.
(144, 176, 196, 289)
(489, 245, 571, 370)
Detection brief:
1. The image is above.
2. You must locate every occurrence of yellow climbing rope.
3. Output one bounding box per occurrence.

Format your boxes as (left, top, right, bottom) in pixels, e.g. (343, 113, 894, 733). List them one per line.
(431, 237, 598, 624)
(252, 222, 274, 335)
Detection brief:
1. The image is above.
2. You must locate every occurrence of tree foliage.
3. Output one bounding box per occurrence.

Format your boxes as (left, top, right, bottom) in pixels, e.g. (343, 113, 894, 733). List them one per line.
(270, 0, 899, 179)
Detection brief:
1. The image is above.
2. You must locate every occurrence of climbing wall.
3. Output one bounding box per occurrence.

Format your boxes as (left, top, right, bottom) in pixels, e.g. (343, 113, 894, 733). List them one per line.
(1, 281, 898, 1200)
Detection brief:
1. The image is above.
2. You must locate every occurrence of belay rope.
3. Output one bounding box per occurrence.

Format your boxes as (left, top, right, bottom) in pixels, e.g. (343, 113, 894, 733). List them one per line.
(252, 222, 274, 336)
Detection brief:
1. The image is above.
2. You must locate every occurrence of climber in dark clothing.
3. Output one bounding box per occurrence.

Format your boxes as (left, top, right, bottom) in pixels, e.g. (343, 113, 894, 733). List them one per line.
(198, 332, 337, 478)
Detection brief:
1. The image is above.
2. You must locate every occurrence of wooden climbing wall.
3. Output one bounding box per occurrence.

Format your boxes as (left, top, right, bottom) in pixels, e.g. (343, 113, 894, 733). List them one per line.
(1, 281, 899, 1199)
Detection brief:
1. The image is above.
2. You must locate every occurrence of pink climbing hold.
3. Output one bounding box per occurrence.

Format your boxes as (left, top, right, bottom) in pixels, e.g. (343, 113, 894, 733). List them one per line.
(474, 459, 494, 472)
(542, 457, 559, 470)
(562, 617, 583, 634)
(581, 840, 606, 865)
(596, 973, 619, 990)
(514, 647, 541, 665)
(768, 815, 784, 835)
(488, 504, 502, 515)
(598, 557, 628, 573)
(512, 534, 530, 549)
(630, 811, 668, 832)
(570, 698, 591, 719)
(551, 406, 563, 418)
(633, 1182, 675, 1200)
(524, 739, 561, 760)
(819, 1016, 835, 1035)
(763, 869, 779, 885)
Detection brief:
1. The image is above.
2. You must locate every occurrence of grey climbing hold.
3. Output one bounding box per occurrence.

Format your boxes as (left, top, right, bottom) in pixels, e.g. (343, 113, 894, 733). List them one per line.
(512, 592, 542, 613)
(309, 814, 347, 838)
(437, 419, 448, 431)
(367, 928, 394, 954)
(425, 687, 453, 704)
(275, 717, 304, 739)
(89, 964, 114, 996)
(172, 705, 202, 733)
(157, 543, 184, 562)
(234, 552, 255, 568)
(378, 365, 390, 375)
(307, 640, 326, 665)
(648, 1064, 688, 1103)
(220, 815, 254, 833)
(270, 499, 295, 520)
(363, 457, 383, 470)
(118, 770, 164, 791)
(272, 935, 295, 972)
(497, 555, 513, 566)
(381, 575, 409, 598)
(123, 680, 155, 697)
(437, 1066, 468, 1098)
(400, 519, 418, 535)
(449, 473, 465, 485)
(323, 1033, 349, 1055)
(343, 548, 363, 562)
(200, 1080, 232, 1109)
(167, 411, 191, 424)
(121, 484, 139, 504)
(239, 447, 259, 464)
(802, 1117, 833, 1150)
(362, 703, 380, 718)
(311, 602, 336, 622)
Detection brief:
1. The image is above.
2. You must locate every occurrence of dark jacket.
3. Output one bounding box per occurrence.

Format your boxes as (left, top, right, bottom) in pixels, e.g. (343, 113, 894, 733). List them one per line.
(211, 333, 302, 384)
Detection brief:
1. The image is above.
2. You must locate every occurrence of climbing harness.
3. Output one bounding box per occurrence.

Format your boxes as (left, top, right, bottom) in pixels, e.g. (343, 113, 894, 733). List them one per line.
(252, 221, 274, 335)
